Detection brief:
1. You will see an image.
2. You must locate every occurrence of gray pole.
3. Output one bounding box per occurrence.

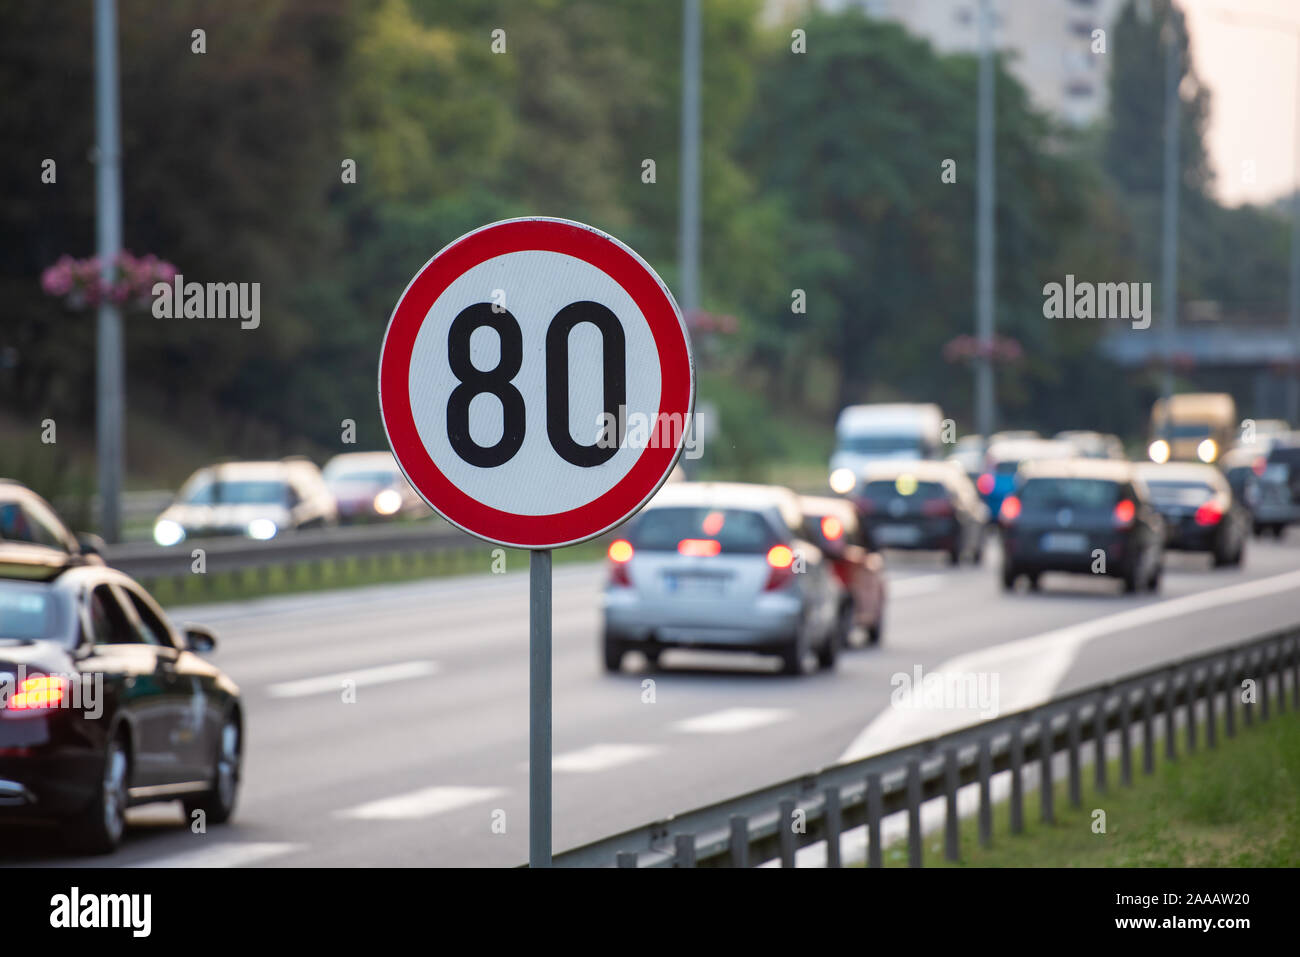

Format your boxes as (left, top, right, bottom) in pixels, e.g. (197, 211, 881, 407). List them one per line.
(974, 0, 996, 438)
(94, 0, 124, 543)
(1289, 42, 1300, 423)
(1159, 14, 1182, 404)
(529, 549, 553, 867)
(679, 0, 701, 317)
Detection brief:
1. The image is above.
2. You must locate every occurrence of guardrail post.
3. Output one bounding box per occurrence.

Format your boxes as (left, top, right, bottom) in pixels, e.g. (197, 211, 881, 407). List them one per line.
(1142, 679, 1155, 774)
(1186, 669, 1198, 754)
(977, 738, 992, 848)
(1010, 721, 1025, 834)
(1225, 657, 1237, 738)
(1038, 719, 1054, 825)
(1206, 665, 1218, 749)
(729, 815, 749, 868)
(778, 798, 797, 868)
(866, 772, 883, 868)
(674, 834, 695, 868)
(1260, 647, 1272, 722)
(1094, 696, 1108, 793)
(824, 786, 843, 868)
(1244, 652, 1256, 727)
(1290, 638, 1299, 711)
(906, 759, 923, 867)
(943, 748, 959, 862)
(1164, 670, 1177, 761)
(1067, 708, 1081, 807)
(1277, 642, 1287, 716)
(616, 851, 637, 868)
(1116, 692, 1131, 786)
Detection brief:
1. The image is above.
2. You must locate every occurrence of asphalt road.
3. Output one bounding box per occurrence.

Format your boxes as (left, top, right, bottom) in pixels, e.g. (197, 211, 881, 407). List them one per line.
(6, 532, 1300, 867)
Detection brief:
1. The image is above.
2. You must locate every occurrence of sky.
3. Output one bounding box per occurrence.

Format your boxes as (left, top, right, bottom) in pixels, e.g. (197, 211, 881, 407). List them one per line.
(1181, 0, 1300, 207)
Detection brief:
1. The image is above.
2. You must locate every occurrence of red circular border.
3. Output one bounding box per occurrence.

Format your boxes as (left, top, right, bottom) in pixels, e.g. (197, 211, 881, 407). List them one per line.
(378, 219, 694, 549)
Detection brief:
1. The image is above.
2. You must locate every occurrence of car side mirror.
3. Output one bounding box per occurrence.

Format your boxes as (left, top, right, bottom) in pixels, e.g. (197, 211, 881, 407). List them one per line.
(76, 532, 105, 556)
(182, 623, 217, 653)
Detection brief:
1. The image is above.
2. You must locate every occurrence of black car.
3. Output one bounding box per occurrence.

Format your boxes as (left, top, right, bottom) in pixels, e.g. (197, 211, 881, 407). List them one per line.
(1136, 462, 1248, 567)
(851, 461, 988, 565)
(0, 546, 241, 853)
(998, 459, 1164, 594)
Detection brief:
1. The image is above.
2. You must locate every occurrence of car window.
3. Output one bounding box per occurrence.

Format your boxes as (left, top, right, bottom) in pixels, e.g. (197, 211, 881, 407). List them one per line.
(1019, 479, 1120, 509)
(0, 582, 70, 643)
(631, 507, 780, 554)
(0, 501, 68, 549)
(120, 586, 174, 648)
(87, 585, 140, 646)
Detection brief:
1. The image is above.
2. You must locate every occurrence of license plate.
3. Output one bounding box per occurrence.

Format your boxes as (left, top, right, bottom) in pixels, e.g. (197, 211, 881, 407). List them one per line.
(875, 524, 921, 546)
(665, 573, 725, 596)
(1041, 532, 1088, 553)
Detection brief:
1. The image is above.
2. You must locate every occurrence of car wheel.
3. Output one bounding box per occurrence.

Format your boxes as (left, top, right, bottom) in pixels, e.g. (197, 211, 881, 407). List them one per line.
(1001, 564, 1018, 592)
(816, 626, 838, 670)
(835, 600, 854, 649)
(65, 734, 129, 854)
(183, 714, 241, 825)
(602, 633, 625, 673)
(1027, 573, 1042, 592)
(779, 630, 804, 676)
(1123, 563, 1142, 593)
(1272, 524, 1285, 539)
(947, 547, 961, 566)
(1147, 565, 1161, 593)
(867, 618, 883, 646)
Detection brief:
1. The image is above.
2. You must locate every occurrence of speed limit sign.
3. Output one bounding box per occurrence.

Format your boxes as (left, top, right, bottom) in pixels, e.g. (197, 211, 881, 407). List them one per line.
(378, 217, 695, 549)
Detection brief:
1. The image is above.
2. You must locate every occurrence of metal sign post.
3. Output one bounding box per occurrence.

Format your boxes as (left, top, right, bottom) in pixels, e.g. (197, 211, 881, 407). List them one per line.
(529, 548, 552, 867)
(377, 217, 693, 869)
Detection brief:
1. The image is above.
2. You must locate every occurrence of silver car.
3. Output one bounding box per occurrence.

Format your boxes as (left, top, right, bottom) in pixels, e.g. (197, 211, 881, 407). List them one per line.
(601, 482, 840, 675)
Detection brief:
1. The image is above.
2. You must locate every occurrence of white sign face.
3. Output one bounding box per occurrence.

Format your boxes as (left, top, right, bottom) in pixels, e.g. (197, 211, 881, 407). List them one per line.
(379, 218, 695, 549)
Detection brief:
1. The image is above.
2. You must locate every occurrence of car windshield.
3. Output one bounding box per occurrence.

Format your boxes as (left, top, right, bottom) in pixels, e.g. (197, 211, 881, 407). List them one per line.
(630, 507, 777, 554)
(183, 479, 288, 505)
(1157, 423, 1214, 439)
(327, 470, 397, 486)
(1144, 481, 1214, 506)
(0, 581, 72, 644)
(861, 479, 947, 502)
(838, 435, 923, 455)
(1019, 479, 1120, 509)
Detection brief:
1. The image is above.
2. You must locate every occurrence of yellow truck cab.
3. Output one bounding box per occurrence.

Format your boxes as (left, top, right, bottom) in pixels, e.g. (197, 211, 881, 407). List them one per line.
(1148, 393, 1237, 464)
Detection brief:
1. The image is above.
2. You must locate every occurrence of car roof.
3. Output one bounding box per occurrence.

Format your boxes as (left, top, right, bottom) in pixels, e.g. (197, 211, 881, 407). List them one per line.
(647, 482, 802, 525)
(986, 438, 1073, 462)
(324, 451, 397, 470)
(189, 460, 297, 481)
(1134, 462, 1224, 485)
(798, 495, 857, 522)
(859, 459, 963, 482)
(1018, 458, 1135, 482)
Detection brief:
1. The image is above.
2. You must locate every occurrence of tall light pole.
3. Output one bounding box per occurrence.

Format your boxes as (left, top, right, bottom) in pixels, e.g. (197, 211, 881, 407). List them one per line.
(974, 0, 996, 438)
(94, 0, 125, 542)
(679, 0, 701, 319)
(1159, 10, 1181, 406)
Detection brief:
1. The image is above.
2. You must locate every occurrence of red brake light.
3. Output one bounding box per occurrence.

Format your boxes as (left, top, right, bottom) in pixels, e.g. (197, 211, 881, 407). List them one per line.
(1113, 499, 1136, 527)
(765, 545, 796, 590)
(678, 538, 721, 557)
(1194, 502, 1223, 526)
(820, 516, 843, 541)
(999, 495, 1021, 523)
(8, 675, 69, 711)
(608, 539, 633, 586)
(977, 473, 995, 496)
(1253, 457, 1267, 477)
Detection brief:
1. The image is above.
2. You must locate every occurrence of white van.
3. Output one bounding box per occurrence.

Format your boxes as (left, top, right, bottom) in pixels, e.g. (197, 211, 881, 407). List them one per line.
(829, 403, 944, 493)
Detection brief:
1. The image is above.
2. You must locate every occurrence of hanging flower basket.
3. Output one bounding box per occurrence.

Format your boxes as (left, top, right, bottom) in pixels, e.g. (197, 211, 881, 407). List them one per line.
(943, 334, 1023, 364)
(41, 252, 178, 311)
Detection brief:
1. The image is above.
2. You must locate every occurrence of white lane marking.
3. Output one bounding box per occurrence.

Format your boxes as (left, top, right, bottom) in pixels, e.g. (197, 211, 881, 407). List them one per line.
(337, 785, 505, 820)
(885, 574, 948, 598)
(266, 660, 439, 699)
(672, 707, 793, 734)
(551, 743, 660, 773)
(839, 567, 1300, 763)
(131, 842, 302, 868)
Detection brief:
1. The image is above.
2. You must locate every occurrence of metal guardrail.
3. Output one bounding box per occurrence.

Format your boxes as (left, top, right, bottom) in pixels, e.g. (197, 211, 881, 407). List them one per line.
(553, 626, 1300, 867)
(102, 520, 486, 587)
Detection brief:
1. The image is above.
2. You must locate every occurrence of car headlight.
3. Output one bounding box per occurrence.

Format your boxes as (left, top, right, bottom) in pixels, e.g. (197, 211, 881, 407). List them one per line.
(1197, 438, 1218, 463)
(153, 519, 185, 547)
(1148, 439, 1171, 464)
(247, 518, 278, 540)
(373, 488, 403, 515)
(829, 468, 857, 495)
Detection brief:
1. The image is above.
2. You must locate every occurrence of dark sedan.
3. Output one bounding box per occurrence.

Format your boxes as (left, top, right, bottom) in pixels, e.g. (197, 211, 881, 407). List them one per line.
(998, 459, 1164, 594)
(0, 546, 241, 853)
(1135, 462, 1248, 567)
(851, 460, 987, 565)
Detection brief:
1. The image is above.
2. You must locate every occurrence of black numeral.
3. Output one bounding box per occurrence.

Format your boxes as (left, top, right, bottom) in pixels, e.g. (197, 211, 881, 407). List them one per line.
(446, 303, 526, 467)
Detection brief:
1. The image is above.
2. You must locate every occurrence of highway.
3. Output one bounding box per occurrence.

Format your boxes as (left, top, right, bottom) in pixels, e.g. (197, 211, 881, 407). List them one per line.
(5, 535, 1300, 868)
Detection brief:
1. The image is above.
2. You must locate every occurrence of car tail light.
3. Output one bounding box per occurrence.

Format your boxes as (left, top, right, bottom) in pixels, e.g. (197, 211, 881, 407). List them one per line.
(977, 473, 995, 496)
(999, 495, 1021, 524)
(1195, 502, 1223, 526)
(7, 675, 69, 711)
(1113, 499, 1136, 528)
(922, 499, 954, 518)
(678, 538, 721, 557)
(608, 539, 633, 586)
(765, 544, 796, 591)
(820, 516, 843, 541)
(1253, 457, 1267, 477)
